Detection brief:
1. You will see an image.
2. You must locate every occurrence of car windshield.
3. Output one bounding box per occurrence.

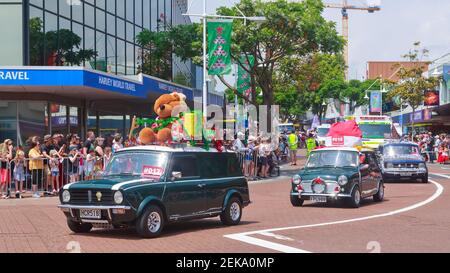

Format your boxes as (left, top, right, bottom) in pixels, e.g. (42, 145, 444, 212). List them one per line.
(358, 123, 392, 139)
(104, 151, 168, 180)
(306, 150, 358, 168)
(384, 145, 420, 157)
(317, 128, 330, 137)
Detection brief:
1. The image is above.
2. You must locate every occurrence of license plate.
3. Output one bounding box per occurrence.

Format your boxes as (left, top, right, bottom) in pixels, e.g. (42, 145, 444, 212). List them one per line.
(310, 196, 327, 203)
(400, 172, 413, 177)
(80, 209, 101, 219)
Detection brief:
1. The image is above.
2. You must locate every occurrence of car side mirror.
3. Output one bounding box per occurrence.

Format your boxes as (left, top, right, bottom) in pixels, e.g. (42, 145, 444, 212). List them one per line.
(171, 171, 182, 181)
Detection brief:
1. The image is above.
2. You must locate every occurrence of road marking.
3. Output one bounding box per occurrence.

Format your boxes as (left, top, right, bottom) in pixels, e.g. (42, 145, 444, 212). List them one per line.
(225, 178, 444, 253)
(430, 173, 450, 179)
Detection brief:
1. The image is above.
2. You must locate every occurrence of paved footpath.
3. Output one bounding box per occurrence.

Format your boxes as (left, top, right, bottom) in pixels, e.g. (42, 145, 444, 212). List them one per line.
(0, 152, 449, 253)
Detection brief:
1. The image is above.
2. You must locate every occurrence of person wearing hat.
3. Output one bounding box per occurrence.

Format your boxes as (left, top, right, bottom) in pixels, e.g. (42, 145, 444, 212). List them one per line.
(306, 133, 317, 158)
(41, 134, 55, 195)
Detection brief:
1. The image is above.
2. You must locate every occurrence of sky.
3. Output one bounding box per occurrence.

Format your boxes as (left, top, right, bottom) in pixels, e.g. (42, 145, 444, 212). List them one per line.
(187, 0, 450, 81)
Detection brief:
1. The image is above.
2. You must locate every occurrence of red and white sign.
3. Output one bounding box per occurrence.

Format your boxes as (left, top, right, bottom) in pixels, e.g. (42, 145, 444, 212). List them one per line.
(331, 136, 344, 146)
(142, 166, 164, 179)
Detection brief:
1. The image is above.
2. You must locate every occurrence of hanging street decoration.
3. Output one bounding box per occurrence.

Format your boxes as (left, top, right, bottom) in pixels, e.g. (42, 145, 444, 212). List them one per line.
(237, 55, 255, 97)
(207, 20, 233, 75)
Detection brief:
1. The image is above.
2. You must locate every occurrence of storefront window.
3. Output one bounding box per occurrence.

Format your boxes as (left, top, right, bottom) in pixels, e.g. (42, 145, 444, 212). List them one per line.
(50, 104, 67, 136)
(69, 107, 79, 135)
(0, 102, 18, 145)
(18, 102, 46, 146)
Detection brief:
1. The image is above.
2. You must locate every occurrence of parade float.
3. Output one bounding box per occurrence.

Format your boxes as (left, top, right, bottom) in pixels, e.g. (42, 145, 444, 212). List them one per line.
(127, 92, 222, 151)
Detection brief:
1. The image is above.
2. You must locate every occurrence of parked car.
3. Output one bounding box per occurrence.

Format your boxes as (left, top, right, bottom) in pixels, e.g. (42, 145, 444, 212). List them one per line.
(59, 145, 251, 238)
(290, 147, 384, 208)
(379, 142, 428, 183)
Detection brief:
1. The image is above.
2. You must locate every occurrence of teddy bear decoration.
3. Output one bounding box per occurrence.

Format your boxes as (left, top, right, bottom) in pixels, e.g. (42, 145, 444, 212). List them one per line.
(128, 92, 188, 145)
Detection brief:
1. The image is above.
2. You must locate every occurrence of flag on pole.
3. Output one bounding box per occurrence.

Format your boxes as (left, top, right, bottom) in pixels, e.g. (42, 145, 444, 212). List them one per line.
(207, 20, 233, 75)
(237, 55, 255, 97)
(370, 91, 382, 113)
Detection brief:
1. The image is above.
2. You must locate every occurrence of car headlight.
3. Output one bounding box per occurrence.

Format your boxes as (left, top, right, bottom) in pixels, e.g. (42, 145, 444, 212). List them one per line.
(114, 191, 124, 204)
(338, 175, 348, 186)
(386, 163, 394, 169)
(292, 175, 302, 185)
(62, 190, 71, 203)
(419, 163, 426, 169)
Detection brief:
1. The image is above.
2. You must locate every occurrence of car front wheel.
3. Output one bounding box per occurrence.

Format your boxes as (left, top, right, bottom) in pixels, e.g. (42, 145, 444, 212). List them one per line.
(347, 186, 361, 208)
(373, 181, 385, 202)
(136, 205, 165, 238)
(422, 175, 429, 184)
(220, 197, 242, 226)
(67, 220, 92, 233)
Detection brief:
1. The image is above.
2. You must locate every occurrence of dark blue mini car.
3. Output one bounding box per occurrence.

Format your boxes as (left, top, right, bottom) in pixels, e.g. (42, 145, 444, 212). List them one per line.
(379, 142, 428, 183)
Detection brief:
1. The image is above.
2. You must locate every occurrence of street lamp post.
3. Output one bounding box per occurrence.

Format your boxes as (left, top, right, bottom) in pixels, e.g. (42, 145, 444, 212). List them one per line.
(183, 3, 265, 126)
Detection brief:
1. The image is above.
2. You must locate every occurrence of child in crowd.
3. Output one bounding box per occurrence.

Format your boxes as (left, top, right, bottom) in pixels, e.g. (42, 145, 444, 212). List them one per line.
(112, 134, 123, 153)
(103, 147, 112, 171)
(13, 151, 26, 199)
(84, 148, 97, 180)
(49, 150, 63, 194)
(68, 146, 80, 183)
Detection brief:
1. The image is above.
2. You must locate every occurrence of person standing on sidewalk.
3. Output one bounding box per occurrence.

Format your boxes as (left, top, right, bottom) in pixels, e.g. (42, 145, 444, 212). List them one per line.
(0, 139, 13, 199)
(287, 131, 298, 166)
(29, 139, 44, 198)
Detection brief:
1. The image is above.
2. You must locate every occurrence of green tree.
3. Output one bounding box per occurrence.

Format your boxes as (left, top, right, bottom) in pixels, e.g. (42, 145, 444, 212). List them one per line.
(136, 24, 202, 81)
(340, 79, 380, 114)
(386, 42, 438, 136)
(29, 17, 96, 66)
(216, 0, 344, 109)
(275, 53, 346, 121)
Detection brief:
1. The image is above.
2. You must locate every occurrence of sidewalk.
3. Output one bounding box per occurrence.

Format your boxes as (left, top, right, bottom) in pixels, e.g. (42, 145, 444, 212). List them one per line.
(248, 149, 307, 184)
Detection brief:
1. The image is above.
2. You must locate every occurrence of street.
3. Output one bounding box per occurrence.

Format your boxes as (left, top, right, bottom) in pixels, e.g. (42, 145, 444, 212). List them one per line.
(0, 156, 449, 253)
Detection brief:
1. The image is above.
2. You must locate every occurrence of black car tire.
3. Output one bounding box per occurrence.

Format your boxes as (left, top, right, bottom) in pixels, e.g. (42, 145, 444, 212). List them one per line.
(373, 181, 385, 202)
(136, 205, 165, 238)
(347, 186, 361, 208)
(422, 175, 429, 184)
(290, 195, 304, 207)
(220, 197, 242, 226)
(67, 219, 93, 233)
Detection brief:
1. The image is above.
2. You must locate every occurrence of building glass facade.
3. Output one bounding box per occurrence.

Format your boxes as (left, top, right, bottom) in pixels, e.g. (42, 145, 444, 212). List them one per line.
(28, 0, 177, 75)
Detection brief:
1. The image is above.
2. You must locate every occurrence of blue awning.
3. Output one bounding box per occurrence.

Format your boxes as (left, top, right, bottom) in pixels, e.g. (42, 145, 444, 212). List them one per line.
(0, 66, 194, 101)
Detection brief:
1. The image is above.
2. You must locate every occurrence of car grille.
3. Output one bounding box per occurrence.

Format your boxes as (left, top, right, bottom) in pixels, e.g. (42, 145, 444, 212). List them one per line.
(393, 163, 419, 168)
(70, 189, 114, 205)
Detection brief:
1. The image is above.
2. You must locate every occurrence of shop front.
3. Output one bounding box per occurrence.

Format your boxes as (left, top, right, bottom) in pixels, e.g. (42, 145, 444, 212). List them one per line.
(392, 108, 450, 135)
(0, 66, 202, 145)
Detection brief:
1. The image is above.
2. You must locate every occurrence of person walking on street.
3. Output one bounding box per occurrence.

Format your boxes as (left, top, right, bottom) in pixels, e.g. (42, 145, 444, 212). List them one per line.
(306, 133, 317, 157)
(287, 131, 298, 166)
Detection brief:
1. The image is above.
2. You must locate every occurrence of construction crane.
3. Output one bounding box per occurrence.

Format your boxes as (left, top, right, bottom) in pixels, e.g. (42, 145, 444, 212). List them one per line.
(325, 0, 381, 80)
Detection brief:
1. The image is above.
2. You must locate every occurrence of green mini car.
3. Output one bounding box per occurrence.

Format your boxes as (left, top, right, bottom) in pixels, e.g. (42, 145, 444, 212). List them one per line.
(290, 147, 384, 208)
(59, 146, 250, 238)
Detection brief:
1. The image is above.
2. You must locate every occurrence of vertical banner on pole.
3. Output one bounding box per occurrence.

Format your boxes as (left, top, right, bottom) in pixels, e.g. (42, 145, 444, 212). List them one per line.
(370, 91, 382, 113)
(207, 20, 233, 75)
(237, 55, 255, 97)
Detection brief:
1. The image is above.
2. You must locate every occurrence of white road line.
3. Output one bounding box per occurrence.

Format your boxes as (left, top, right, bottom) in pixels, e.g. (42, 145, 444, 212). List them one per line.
(225, 178, 444, 253)
(430, 173, 450, 179)
(225, 234, 311, 253)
